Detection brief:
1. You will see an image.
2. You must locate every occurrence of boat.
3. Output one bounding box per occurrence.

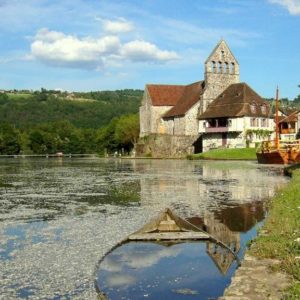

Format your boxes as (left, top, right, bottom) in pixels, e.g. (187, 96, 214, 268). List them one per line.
(95, 208, 240, 300)
(256, 88, 300, 164)
(127, 208, 210, 241)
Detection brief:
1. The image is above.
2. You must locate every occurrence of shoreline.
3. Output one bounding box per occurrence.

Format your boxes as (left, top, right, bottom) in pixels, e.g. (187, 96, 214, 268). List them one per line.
(220, 165, 300, 299)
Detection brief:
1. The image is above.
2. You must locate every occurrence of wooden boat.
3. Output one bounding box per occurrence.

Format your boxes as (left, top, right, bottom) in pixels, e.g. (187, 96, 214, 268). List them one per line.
(128, 208, 210, 241)
(96, 209, 240, 299)
(256, 88, 300, 164)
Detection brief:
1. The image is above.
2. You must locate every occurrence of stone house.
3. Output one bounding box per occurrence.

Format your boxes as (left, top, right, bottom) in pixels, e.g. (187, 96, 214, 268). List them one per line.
(138, 40, 274, 157)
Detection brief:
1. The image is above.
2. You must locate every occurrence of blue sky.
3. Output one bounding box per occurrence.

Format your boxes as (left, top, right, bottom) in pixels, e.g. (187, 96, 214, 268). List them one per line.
(0, 0, 299, 99)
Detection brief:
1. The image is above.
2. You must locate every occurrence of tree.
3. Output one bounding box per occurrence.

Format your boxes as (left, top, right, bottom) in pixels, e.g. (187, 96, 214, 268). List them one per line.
(114, 114, 140, 150)
(0, 123, 21, 154)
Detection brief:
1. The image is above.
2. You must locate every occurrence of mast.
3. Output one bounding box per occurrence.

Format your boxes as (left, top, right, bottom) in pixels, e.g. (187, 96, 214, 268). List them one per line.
(275, 87, 279, 149)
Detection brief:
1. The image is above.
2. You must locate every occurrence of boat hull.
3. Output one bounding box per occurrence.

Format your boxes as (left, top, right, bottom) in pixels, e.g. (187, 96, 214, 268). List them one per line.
(256, 151, 289, 164)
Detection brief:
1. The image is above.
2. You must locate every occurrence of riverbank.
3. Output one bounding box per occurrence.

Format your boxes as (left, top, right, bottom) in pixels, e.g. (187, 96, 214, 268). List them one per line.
(221, 166, 300, 299)
(187, 148, 256, 160)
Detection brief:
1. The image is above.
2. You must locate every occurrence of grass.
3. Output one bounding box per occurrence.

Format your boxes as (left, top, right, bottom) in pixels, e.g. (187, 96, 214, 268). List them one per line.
(249, 167, 300, 298)
(6, 93, 33, 100)
(187, 147, 257, 160)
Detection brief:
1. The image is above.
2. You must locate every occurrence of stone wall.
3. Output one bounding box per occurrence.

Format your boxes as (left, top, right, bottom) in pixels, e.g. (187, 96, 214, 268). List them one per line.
(136, 134, 199, 158)
(139, 88, 173, 137)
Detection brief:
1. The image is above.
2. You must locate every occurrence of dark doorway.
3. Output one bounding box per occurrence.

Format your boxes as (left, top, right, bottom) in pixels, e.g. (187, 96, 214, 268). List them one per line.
(193, 135, 203, 153)
(222, 133, 227, 147)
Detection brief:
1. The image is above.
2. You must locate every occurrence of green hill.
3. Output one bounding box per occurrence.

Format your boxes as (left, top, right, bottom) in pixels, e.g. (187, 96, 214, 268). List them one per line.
(0, 89, 143, 129)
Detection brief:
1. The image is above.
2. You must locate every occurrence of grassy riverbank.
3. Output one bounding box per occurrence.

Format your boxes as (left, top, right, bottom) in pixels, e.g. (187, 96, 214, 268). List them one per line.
(187, 148, 257, 160)
(249, 167, 300, 297)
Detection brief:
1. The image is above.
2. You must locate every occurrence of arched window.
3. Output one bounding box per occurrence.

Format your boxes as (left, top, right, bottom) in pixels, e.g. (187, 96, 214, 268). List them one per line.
(218, 61, 222, 74)
(230, 62, 235, 74)
(261, 104, 266, 114)
(211, 61, 216, 73)
(224, 62, 229, 74)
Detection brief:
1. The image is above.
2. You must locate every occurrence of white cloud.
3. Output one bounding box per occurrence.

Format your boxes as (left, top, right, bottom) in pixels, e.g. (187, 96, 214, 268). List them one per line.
(269, 0, 300, 15)
(122, 40, 180, 63)
(102, 18, 134, 34)
(106, 274, 136, 288)
(31, 28, 121, 69)
(30, 28, 179, 70)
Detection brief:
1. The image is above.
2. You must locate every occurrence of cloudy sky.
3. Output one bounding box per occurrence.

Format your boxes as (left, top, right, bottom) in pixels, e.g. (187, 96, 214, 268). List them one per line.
(0, 0, 299, 99)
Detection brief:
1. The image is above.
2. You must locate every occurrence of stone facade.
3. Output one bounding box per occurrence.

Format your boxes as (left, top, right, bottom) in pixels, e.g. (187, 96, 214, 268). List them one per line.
(200, 40, 240, 114)
(139, 88, 173, 136)
(136, 134, 198, 158)
(138, 40, 272, 157)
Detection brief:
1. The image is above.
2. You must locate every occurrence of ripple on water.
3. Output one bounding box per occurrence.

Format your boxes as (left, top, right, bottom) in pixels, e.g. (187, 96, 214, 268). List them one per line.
(0, 158, 288, 299)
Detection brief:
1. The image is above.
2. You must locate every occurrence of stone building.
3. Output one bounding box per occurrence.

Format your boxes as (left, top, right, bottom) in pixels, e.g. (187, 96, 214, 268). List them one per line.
(138, 40, 273, 157)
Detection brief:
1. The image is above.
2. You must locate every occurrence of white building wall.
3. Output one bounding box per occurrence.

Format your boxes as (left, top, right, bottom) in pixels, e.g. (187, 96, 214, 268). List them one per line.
(201, 116, 274, 151)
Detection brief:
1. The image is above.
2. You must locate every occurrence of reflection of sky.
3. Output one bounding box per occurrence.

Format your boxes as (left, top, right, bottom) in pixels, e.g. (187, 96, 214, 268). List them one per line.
(96, 241, 237, 300)
(0, 158, 289, 299)
(100, 243, 182, 289)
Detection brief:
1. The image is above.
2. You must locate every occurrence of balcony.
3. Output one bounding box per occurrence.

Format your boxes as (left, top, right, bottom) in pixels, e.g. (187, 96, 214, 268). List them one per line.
(281, 128, 296, 134)
(205, 126, 229, 133)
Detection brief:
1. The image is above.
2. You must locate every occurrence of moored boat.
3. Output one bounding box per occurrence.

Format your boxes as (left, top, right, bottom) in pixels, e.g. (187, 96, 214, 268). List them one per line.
(256, 88, 300, 164)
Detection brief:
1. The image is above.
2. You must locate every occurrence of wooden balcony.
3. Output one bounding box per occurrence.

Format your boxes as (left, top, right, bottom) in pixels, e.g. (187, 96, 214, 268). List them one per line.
(205, 126, 229, 133)
(281, 128, 296, 134)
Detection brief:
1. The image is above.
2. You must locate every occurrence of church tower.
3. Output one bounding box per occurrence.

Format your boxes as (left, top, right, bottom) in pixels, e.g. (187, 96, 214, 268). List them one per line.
(200, 40, 240, 114)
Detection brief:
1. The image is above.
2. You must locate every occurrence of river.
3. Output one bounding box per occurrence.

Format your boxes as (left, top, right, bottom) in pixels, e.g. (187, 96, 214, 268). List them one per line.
(0, 158, 288, 299)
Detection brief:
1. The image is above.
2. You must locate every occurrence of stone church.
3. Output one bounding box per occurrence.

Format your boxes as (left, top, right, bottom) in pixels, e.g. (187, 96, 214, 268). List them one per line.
(138, 40, 273, 157)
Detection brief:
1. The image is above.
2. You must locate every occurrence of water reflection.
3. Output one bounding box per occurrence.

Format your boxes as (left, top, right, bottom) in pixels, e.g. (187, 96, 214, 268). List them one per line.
(0, 158, 288, 299)
(96, 241, 237, 300)
(96, 199, 268, 299)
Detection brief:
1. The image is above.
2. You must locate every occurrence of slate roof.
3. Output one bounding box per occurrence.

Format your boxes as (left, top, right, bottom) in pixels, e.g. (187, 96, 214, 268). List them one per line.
(164, 81, 204, 118)
(198, 82, 271, 119)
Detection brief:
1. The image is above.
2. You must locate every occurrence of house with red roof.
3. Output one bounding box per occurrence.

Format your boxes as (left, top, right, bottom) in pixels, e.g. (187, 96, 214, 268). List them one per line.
(138, 40, 275, 156)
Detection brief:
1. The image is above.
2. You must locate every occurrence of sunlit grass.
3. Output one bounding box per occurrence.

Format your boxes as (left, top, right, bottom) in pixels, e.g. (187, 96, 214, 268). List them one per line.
(250, 168, 300, 297)
(187, 148, 257, 160)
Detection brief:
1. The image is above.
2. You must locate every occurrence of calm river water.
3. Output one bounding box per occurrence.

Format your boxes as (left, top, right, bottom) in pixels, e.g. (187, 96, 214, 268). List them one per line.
(0, 158, 288, 299)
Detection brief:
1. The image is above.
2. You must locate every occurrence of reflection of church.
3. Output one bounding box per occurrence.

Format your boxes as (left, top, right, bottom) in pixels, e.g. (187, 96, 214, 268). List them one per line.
(138, 160, 281, 215)
(204, 213, 240, 275)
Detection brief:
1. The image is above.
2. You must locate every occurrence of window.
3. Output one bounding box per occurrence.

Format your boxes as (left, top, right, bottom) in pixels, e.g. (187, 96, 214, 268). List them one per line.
(261, 105, 266, 114)
(230, 62, 235, 74)
(203, 122, 206, 128)
(228, 119, 232, 127)
(250, 103, 256, 113)
(218, 61, 222, 74)
(224, 62, 229, 74)
(261, 118, 266, 127)
(211, 61, 216, 73)
(250, 118, 256, 127)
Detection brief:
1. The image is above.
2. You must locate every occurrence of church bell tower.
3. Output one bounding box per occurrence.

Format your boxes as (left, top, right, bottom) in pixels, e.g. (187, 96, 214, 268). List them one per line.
(200, 40, 240, 114)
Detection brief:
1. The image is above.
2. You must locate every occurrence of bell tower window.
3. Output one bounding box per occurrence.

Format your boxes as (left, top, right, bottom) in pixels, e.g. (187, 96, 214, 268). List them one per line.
(218, 61, 222, 74)
(230, 62, 235, 74)
(211, 61, 216, 73)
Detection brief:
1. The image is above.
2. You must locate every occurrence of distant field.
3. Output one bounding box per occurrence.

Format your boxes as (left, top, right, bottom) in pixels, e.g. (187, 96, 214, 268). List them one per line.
(6, 93, 33, 100)
(188, 147, 257, 160)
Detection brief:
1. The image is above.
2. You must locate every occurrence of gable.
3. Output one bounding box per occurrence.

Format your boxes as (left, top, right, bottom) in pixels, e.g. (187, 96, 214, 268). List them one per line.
(163, 81, 204, 118)
(199, 83, 271, 119)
